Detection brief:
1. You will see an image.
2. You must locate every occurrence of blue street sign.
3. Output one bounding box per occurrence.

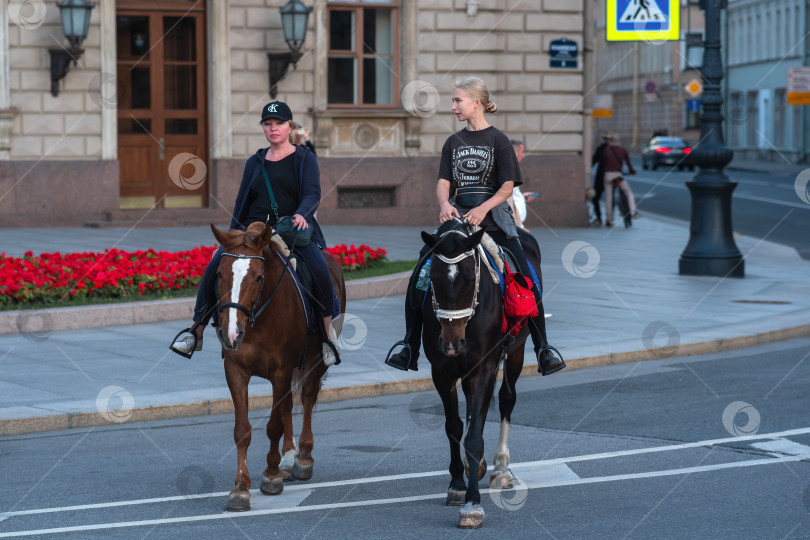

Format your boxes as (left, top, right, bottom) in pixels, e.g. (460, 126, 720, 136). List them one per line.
(549, 38, 578, 69)
(687, 98, 701, 112)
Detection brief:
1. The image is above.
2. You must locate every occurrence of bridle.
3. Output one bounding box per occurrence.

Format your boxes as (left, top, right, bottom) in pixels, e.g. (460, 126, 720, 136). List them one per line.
(430, 224, 481, 326)
(216, 250, 291, 327)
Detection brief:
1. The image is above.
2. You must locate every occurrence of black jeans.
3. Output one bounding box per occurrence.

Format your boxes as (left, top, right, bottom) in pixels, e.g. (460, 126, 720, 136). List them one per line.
(591, 172, 604, 221)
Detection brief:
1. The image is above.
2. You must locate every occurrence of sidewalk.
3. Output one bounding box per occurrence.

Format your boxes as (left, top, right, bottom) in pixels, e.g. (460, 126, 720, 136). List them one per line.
(1, 215, 810, 436)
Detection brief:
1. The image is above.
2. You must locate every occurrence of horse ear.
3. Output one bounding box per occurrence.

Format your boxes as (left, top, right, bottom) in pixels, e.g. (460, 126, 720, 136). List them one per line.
(462, 229, 486, 251)
(256, 224, 273, 249)
(211, 224, 229, 246)
(421, 231, 437, 248)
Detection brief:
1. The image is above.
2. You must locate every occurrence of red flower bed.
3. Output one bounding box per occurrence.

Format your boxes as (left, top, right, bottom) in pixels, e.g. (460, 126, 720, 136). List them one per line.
(326, 244, 387, 271)
(0, 247, 216, 308)
(0, 243, 386, 308)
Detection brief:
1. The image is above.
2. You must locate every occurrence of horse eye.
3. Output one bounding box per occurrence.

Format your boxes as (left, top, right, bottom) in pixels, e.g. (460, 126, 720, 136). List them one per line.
(256, 275, 263, 282)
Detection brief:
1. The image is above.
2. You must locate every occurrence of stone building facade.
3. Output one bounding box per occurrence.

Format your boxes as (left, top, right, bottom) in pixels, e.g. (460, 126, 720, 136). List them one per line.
(593, 2, 706, 150)
(0, 0, 588, 228)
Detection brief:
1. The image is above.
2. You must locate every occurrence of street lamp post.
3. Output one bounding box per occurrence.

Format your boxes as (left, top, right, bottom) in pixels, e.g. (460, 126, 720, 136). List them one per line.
(679, 0, 744, 278)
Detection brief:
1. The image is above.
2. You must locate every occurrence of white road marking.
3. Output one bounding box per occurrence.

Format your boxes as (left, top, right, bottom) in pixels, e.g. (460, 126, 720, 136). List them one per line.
(750, 438, 810, 457)
(4, 425, 810, 521)
(632, 177, 810, 210)
(1, 454, 807, 538)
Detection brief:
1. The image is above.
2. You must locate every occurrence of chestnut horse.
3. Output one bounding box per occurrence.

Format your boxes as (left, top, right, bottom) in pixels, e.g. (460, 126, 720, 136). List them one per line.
(420, 219, 537, 529)
(210, 222, 346, 512)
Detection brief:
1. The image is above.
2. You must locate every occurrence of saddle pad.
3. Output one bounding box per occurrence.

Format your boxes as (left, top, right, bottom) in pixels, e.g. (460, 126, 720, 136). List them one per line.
(278, 251, 341, 331)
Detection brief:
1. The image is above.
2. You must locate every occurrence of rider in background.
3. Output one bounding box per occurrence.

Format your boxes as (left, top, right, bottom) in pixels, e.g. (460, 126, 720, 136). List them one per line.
(600, 132, 640, 227)
(385, 76, 564, 376)
(171, 101, 339, 365)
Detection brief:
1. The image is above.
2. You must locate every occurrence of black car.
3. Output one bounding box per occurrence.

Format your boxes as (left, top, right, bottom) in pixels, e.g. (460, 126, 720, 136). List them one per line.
(641, 136, 695, 171)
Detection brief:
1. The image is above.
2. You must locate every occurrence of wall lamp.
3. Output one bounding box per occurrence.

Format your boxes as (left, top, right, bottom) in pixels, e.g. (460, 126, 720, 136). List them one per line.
(267, 0, 312, 99)
(49, 0, 95, 97)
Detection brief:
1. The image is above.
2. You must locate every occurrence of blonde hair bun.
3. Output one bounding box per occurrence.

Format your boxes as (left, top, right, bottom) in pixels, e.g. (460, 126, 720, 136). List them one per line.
(454, 76, 497, 114)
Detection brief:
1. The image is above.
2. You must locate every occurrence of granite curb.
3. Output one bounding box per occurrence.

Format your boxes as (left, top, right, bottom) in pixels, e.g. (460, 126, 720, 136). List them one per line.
(0, 271, 411, 337)
(3, 321, 808, 437)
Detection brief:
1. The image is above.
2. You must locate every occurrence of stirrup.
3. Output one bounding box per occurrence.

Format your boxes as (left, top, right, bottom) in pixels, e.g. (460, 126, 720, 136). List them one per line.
(537, 344, 565, 376)
(384, 340, 412, 371)
(322, 338, 341, 366)
(169, 328, 201, 359)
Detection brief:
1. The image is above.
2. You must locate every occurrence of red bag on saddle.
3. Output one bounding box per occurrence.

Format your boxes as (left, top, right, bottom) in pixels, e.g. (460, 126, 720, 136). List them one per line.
(501, 263, 538, 335)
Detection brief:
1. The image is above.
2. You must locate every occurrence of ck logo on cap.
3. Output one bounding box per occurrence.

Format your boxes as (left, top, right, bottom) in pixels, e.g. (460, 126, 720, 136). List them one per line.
(268, 104, 278, 112)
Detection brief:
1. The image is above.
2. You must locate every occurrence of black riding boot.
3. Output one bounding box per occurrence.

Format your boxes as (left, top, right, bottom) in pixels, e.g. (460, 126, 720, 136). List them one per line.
(385, 286, 425, 371)
(527, 312, 565, 376)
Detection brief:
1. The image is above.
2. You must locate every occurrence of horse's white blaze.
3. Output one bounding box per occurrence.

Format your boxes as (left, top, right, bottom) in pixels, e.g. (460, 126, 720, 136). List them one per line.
(493, 419, 510, 471)
(447, 264, 458, 282)
(228, 258, 251, 343)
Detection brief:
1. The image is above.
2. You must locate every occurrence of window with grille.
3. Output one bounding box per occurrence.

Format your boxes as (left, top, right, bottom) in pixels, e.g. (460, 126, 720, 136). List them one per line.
(746, 91, 758, 148)
(327, 0, 399, 107)
(774, 89, 786, 148)
(729, 92, 743, 147)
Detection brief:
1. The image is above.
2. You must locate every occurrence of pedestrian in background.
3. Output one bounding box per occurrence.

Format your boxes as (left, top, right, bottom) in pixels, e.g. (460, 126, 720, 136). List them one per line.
(508, 139, 539, 232)
(590, 134, 608, 225)
(600, 132, 640, 227)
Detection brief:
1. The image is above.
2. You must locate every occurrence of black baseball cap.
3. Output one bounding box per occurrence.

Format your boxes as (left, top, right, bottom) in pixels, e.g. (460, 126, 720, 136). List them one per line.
(260, 101, 293, 123)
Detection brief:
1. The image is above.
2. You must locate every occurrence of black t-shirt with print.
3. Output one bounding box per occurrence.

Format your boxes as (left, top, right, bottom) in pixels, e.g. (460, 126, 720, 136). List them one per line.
(438, 126, 522, 231)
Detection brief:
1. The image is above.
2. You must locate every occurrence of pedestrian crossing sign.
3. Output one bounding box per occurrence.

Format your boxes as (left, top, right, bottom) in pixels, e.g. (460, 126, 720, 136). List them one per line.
(607, 0, 680, 42)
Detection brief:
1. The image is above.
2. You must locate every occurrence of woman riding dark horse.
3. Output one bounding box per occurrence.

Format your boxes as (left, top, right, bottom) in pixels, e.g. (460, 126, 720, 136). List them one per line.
(171, 101, 339, 365)
(385, 76, 564, 377)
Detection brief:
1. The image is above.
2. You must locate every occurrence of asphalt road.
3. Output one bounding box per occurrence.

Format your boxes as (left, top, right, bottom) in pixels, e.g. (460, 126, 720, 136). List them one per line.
(2, 338, 810, 539)
(614, 166, 810, 260)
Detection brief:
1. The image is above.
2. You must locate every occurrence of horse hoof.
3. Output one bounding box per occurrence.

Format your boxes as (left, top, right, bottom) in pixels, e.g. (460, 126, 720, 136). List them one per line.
(291, 459, 313, 481)
(280, 468, 292, 481)
(489, 470, 514, 489)
(457, 502, 484, 529)
(446, 488, 466, 506)
(226, 491, 250, 512)
(260, 475, 284, 495)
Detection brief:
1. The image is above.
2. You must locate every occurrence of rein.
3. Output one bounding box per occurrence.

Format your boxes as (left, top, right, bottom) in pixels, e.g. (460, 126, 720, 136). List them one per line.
(430, 226, 481, 325)
(216, 250, 291, 326)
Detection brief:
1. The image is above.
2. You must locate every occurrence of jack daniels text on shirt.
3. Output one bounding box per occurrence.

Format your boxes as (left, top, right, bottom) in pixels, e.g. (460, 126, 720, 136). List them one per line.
(438, 126, 522, 210)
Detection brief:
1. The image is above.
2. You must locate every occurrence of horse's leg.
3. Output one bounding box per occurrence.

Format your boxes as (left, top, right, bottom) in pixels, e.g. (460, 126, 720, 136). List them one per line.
(224, 364, 252, 512)
(459, 376, 487, 481)
(432, 371, 465, 507)
(292, 359, 326, 481)
(260, 376, 292, 496)
(458, 361, 498, 529)
(491, 346, 525, 489)
(277, 370, 299, 482)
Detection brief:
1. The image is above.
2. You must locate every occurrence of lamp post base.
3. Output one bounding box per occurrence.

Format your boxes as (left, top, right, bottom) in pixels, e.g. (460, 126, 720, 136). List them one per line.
(679, 254, 744, 278)
(679, 180, 744, 278)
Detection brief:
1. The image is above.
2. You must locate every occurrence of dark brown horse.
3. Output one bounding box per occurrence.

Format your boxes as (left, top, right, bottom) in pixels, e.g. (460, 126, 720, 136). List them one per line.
(420, 220, 537, 529)
(210, 222, 346, 512)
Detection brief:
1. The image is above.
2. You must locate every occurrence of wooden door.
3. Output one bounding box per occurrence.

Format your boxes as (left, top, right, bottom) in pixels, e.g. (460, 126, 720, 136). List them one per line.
(117, 3, 208, 209)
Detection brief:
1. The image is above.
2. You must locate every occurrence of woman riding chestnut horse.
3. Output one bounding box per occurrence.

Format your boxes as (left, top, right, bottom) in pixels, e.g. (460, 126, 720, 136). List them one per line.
(170, 101, 344, 511)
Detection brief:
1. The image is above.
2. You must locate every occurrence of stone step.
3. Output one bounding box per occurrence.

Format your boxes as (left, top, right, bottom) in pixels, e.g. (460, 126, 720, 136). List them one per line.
(85, 208, 231, 228)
